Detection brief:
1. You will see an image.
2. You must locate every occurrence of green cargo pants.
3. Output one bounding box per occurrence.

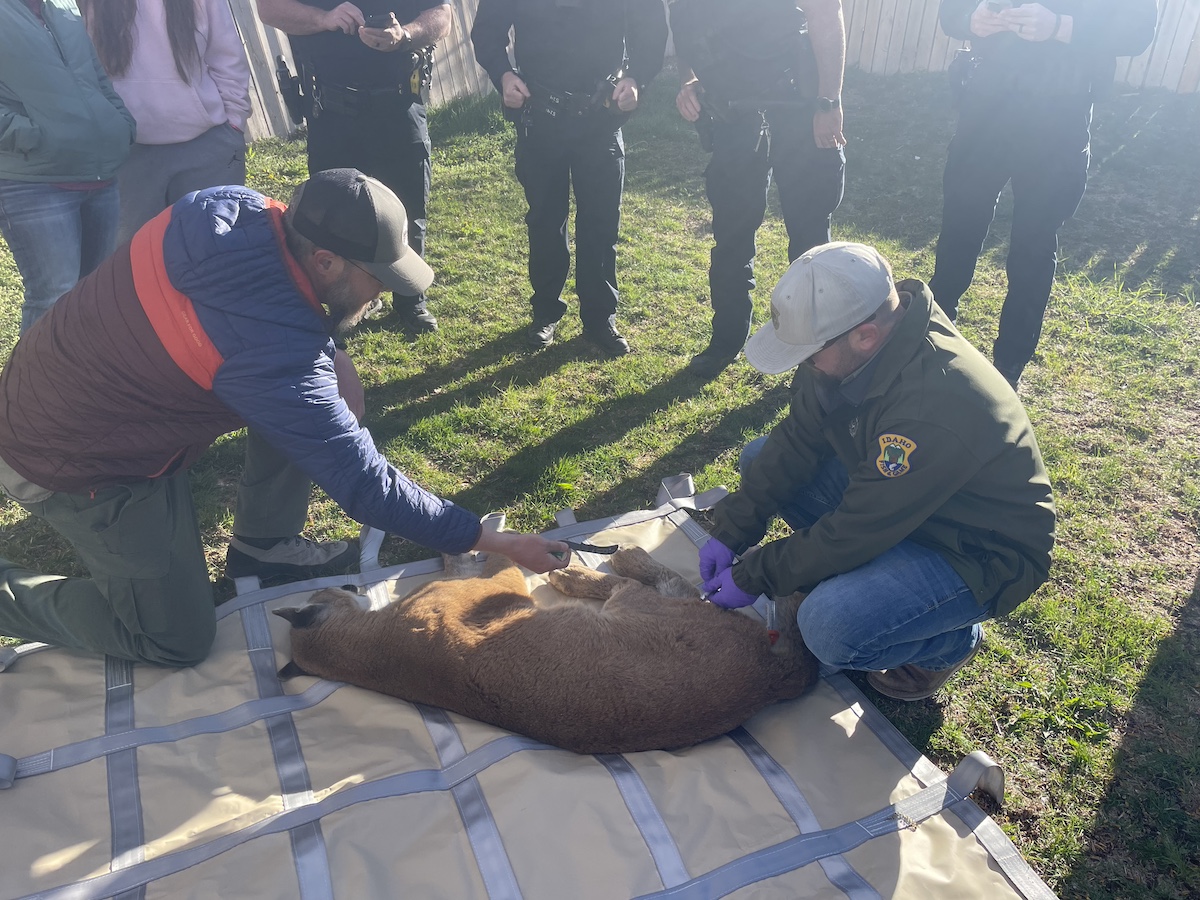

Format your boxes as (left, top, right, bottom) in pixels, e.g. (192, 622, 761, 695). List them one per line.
(0, 430, 311, 666)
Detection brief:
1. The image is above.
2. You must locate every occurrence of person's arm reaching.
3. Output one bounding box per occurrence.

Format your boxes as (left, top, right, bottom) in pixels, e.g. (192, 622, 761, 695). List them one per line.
(256, 0, 364, 36)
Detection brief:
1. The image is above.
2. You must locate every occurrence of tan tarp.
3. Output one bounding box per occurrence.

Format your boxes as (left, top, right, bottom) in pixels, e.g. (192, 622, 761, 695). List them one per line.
(0, 503, 1055, 899)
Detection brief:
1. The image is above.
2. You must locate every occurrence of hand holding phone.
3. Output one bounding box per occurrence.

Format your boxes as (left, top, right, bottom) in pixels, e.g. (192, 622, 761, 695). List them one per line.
(362, 12, 395, 29)
(972, 0, 1014, 37)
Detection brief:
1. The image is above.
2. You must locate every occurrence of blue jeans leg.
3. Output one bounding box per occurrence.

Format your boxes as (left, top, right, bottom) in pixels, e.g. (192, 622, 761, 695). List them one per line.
(738, 438, 990, 672)
(0, 179, 119, 333)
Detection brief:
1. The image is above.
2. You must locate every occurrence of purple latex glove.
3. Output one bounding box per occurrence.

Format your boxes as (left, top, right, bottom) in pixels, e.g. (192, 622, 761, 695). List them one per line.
(699, 537, 737, 583)
(702, 566, 758, 609)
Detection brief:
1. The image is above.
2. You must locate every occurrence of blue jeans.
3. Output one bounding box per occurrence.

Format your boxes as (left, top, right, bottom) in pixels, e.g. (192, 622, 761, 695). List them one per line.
(0, 179, 120, 334)
(739, 437, 991, 672)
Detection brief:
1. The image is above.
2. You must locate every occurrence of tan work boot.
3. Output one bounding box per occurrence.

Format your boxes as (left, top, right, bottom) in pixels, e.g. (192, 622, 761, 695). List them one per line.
(867, 637, 983, 701)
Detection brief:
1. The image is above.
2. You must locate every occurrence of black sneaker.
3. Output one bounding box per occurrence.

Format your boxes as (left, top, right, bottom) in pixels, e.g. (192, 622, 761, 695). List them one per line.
(997, 367, 1021, 390)
(529, 320, 559, 349)
(225, 536, 359, 582)
(687, 346, 740, 379)
(581, 326, 632, 356)
(396, 305, 439, 334)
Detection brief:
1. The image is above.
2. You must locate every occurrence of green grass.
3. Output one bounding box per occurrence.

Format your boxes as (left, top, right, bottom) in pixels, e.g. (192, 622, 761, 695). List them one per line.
(3, 66, 1199, 897)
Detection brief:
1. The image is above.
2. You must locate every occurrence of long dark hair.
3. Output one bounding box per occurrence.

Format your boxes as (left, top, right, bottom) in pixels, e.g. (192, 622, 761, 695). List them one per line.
(82, 0, 201, 84)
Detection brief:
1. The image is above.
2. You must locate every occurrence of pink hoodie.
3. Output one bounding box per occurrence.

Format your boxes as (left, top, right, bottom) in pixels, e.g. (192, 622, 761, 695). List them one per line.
(103, 0, 252, 144)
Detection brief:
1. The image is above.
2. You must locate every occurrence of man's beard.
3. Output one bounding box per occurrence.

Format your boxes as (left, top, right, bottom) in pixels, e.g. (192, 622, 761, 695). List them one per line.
(321, 280, 378, 336)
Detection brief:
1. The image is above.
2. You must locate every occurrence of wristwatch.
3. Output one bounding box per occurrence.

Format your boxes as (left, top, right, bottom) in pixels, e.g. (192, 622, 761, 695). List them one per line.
(817, 96, 841, 112)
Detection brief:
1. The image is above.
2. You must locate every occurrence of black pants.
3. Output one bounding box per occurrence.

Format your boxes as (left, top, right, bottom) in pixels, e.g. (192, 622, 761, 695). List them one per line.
(930, 91, 1091, 378)
(307, 92, 432, 313)
(705, 106, 845, 353)
(514, 113, 625, 331)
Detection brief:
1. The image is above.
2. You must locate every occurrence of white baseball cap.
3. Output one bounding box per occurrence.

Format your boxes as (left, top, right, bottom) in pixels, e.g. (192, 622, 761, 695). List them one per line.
(743, 242, 898, 374)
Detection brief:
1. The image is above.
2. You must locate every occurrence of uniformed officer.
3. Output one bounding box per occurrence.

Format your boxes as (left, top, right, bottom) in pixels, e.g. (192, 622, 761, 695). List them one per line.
(257, 0, 451, 333)
(670, 0, 847, 378)
(699, 242, 1055, 701)
(471, 0, 669, 356)
(930, 0, 1157, 387)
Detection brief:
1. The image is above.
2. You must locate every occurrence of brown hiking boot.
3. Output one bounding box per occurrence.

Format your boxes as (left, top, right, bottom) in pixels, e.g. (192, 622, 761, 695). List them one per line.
(867, 637, 983, 701)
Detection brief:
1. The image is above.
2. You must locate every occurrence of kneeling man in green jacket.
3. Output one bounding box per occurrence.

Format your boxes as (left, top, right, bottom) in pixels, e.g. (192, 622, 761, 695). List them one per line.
(699, 242, 1055, 700)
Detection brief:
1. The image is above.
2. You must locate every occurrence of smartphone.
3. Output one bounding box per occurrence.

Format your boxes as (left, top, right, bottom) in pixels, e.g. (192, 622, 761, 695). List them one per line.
(985, 0, 1011, 11)
(362, 12, 393, 29)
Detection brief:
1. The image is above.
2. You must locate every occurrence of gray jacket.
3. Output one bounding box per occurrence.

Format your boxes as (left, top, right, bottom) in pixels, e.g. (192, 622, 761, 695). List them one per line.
(0, 0, 136, 182)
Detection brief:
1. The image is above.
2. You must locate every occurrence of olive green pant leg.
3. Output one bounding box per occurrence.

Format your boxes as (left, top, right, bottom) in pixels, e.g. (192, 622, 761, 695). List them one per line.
(232, 428, 312, 540)
(0, 472, 216, 666)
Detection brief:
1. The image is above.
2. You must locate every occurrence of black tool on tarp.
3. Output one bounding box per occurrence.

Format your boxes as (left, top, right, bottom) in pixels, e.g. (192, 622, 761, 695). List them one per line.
(552, 540, 619, 560)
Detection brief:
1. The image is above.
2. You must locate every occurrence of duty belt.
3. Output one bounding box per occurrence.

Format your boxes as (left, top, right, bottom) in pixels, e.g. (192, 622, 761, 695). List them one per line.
(525, 79, 605, 119)
(312, 79, 415, 117)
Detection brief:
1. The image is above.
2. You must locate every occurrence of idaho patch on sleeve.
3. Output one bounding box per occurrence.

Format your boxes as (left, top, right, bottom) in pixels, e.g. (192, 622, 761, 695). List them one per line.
(876, 434, 916, 477)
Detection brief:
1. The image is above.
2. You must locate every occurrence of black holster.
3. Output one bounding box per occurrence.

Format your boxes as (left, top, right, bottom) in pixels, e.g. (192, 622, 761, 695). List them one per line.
(275, 55, 311, 126)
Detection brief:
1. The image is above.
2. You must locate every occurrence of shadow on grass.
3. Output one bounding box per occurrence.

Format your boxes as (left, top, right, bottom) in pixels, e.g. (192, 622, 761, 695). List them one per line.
(360, 323, 590, 430)
(430, 366, 792, 520)
(1058, 569, 1200, 899)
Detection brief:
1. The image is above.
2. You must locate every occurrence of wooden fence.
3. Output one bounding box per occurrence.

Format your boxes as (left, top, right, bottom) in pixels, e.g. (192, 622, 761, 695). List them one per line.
(842, 0, 1200, 91)
(234, 0, 1198, 141)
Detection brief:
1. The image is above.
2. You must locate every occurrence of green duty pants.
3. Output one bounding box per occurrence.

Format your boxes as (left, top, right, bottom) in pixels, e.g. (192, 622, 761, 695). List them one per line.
(0, 430, 312, 666)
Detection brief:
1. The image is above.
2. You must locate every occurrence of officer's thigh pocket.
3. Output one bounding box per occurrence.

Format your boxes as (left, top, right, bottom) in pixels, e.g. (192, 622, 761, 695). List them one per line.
(80, 482, 176, 581)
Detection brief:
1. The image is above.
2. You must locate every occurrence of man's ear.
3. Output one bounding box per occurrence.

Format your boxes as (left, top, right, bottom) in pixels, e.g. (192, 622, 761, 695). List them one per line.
(310, 248, 343, 279)
(848, 322, 883, 355)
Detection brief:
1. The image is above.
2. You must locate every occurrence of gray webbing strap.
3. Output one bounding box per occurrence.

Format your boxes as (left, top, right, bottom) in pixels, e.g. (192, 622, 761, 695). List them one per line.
(12, 679, 343, 781)
(596, 754, 690, 888)
(948, 799, 1058, 900)
(631, 772, 977, 899)
(218, 557, 447, 617)
(242, 606, 334, 900)
(729, 728, 879, 900)
(0, 641, 51, 672)
(17, 731, 553, 900)
(825, 673, 946, 786)
(655, 474, 729, 512)
(104, 656, 146, 900)
(420, 706, 524, 900)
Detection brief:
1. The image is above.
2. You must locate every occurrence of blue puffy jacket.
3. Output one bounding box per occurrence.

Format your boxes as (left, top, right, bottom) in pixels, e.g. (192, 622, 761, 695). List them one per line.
(0, 185, 483, 553)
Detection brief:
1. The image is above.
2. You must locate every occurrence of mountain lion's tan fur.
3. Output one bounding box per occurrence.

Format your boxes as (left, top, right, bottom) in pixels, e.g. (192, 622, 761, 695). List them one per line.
(276, 547, 817, 754)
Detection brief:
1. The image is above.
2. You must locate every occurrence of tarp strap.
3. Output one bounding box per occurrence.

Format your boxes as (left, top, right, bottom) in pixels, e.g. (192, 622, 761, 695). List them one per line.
(104, 656, 146, 900)
(824, 673, 947, 786)
(800, 677, 1050, 900)
(0, 755, 15, 789)
(420, 706, 525, 900)
(0, 641, 51, 672)
(729, 728, 880, 900)
(655, 474, 729, 512)
(12, 679, 343, 782)
(948, 799, 1058, 900)
(243, 605, 335, 900)
(17, 732, 550, 900)
(630, 773, 976, 899)
(596, 754, 691, 888)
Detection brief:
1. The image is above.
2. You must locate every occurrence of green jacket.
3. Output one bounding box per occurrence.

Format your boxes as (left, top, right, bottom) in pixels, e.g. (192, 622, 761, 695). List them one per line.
(712, 281, 1055, 617)
(0, 0, 135, 182)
